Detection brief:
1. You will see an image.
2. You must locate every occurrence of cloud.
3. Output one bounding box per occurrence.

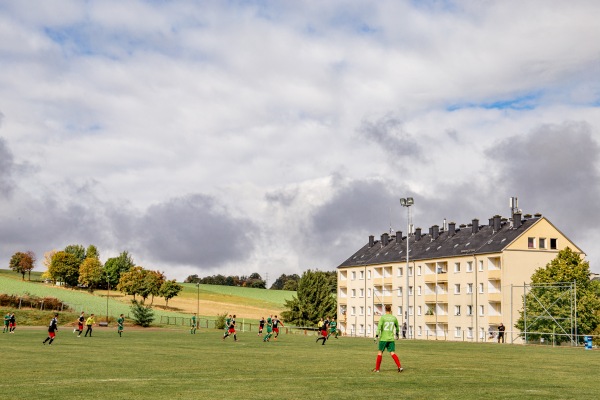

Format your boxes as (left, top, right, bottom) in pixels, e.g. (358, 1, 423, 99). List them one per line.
(358, 114, 422, 160)
(0, 136, 16, 197)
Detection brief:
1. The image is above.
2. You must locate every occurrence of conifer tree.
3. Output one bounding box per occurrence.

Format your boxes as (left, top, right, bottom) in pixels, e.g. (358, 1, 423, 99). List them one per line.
(282, 270, 337, 326)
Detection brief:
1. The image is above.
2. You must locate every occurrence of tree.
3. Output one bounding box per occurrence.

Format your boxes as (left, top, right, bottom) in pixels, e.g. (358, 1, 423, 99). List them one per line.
(159, 280, 183, 307)
(78, 257, 104, 292)
(9, 251, 36, 280)
(130, 300, 155, 327)
(271, 273, 300, 290)
(516, 247, 600, 344)
(245, 272, 266, 288)
(184, 274, 200, 284)
(85, 245, 100, 260)
(49, 251, 81, 286)
(41, 250, 57, 282)
(104, 251, 135, 287)
(283, 279, 299, 291)
(140, 270, 166, 304)
(117, 266, 146, 300)
(64, 244, 86, 265)
(281, 270, 337, 326)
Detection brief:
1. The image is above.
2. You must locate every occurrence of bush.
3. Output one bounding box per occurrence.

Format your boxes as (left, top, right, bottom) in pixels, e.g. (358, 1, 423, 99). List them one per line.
(130, 300, 155, 327)
(215, 312, 228, 329)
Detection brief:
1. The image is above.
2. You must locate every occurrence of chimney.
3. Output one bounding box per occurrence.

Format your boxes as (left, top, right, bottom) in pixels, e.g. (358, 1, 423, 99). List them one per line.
(493, 215, 501, 232)
(472, 219, 479, 234)
(369, 235, 375, 247)
(396, 231, 403, 242)
(415, 227, 422, 240)
(488, 218, 493, 227)
(381, 233, 389, 246)
(448, 222, 456, 236)
(432, 225, 439, 240)
(513, 213, 522, 229)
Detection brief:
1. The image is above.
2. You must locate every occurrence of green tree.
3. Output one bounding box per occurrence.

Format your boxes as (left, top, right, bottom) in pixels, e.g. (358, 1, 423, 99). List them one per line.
(85, 245, 100, 260)
(159, 280, 183, 307)
(49, 251, 81, 286)
(117, 266, 146, 300)
(9, 251, 36, 280)
(78, 257, 104, 292)
(64, 244, 86, 265)
(283, 279, 299, 291)
(245, 272, 266, 288)
(130, 300, 155, 327)
(271, 273, 300, 290)
(516, 247, 600, 344)
(140, 270, 166, 304)
(104, 251, 135, 287)
(281, 270, 337, 326)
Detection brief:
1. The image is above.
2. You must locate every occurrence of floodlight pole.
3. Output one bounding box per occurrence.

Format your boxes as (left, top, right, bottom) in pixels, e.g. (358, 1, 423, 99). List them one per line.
(196, 282, 200, 325)
(400, 197, 414, 339)
(106, 274, 110, 323)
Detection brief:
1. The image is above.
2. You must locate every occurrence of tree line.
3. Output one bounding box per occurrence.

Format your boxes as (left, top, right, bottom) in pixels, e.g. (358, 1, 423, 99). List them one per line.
(8, 245, 183, 307)
(184, 271, 337, 292)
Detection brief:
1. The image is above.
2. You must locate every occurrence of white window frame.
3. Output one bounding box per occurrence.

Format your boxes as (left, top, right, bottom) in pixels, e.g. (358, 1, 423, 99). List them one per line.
(454, 262, 461, 273)
(467, 261, 473, 272)
(454, 284, 461, 294)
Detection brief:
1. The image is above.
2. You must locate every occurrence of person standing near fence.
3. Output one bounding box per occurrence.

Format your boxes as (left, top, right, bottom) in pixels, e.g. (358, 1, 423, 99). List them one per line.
(190, 314, 197, 334)
(84, 314, 96, 337)
(497, 323, 505, 343)
(117, 314, 124, 337)
(43, 313, 59, 345)
(258, 317, 265, 336)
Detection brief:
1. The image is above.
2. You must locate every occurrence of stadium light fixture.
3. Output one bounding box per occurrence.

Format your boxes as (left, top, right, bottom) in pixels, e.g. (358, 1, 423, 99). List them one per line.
(400, 197, 414, 338)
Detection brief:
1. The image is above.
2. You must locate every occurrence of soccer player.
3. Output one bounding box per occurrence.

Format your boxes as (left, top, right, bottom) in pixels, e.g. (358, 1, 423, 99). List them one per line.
(8, 312, 16, 333)
(190, 314, 197, 334)
(328, 317, 338, 339)
(372, 304, 403, 373)
(316, 318, 329, 345)
(75, 312, 85, 337)
(117, 314, 124, 337)
(3, 312, 10, 333)
(262, 315, 273, 342)
(258, 317, 265, 336)
(223, 314, 237, 341)
(43, 313, 59, 345)
(84, 314, 96, 337)
(272, 315, 284, 340)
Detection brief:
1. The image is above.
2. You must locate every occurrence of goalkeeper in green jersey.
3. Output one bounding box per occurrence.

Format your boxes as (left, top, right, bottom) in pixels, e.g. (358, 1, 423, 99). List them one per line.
(372, 304, 403, 373)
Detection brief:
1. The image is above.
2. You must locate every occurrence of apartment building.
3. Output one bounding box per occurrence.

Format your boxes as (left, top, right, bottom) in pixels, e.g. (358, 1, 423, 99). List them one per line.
(336, 211, 583, 342)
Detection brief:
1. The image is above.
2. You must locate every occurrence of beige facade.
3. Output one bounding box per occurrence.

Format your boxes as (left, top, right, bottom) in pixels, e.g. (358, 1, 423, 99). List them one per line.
(337, 215, 583, 342)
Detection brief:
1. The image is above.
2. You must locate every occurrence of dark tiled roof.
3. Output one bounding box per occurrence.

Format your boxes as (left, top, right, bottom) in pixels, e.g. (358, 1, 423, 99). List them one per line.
(337, 217, 540, 268)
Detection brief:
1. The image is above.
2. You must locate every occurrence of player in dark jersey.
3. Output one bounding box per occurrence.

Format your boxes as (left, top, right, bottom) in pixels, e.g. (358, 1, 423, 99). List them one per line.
(43, 313, 59, 345)
(223, 314, 237, 341)
(75, 312, 85, 337)
(258, 317, 265, 336)
(316, 318, 329, 345)
(272, 315, 284, 340)
(8, 313, 16, 333)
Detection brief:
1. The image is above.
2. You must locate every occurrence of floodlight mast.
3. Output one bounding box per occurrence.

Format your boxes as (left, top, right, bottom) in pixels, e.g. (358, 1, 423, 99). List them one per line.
(400, 197, 414, 338)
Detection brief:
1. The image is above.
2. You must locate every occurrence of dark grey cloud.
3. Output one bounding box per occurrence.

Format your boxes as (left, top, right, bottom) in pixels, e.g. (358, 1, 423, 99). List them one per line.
(359, 115, 422, 159)
(485, 121, 600, 231)
(0, 137, 16, 197)
(265, 187, 299, 207)
(132, 194, 259, 269)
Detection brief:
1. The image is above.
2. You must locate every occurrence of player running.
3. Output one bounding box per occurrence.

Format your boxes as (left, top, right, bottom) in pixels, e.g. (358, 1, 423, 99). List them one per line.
(3, 312, 10, 333)
(223, 314, 237, 341)
(272, 315, 284, 340)
(263, 315, 273, 342)
(316, 317, 329, 345)
(372, 304, 403, 373)
(328, 317, 338, 339)
(190, 314, 197, 334)
(8, 313, 16, 333)
(258, 317, 265, 336)
(117, 314, 125, 337)
(43, 313, 59, 345)
(74, 312, 85, 337)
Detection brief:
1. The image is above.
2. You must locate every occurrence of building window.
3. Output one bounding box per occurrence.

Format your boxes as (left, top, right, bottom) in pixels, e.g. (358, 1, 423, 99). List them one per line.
(351, 307, 356, 316)
(454, 262, 461, 273)
(454, 305, 461, 316)
(351, 271, 356, 280)
(550, 238, 557, 250)
(368, 288, 372, 298)
(528, 237, 536, 249)
(397, 267, 403, 277)
(359, 288, 364, 298)
(397, 306, 403, 316)
(359, 270, 364, 280)
(351, 289, 356, 298)
(479, 305, 484, 316)
(367, 306, 372, 316)
(539, 238, 546, 249)
(454, 284, 461, 294)
(478, 260, 484, 271)
(368, 270, 372, 279)
(467, 261, 473, 272)
(409, 286, 413, 295)
(417, 306, 422, 316)
(359, 324, 364, 334)
(455, 327, 461, 338)
(467, 327, 473, 339)
(408, 267, 413, 276)
(417, 286, 422, 296)
(417, 266, 422, 275)
(467, 283, 473, 294)
(397, 287, 402, 297)
(479, 283, 484, 293)
(360, 306, 364, 316)
(409, 306, 413, 316)
(418, 326, 422, 336)
(467, 305, 473, 316)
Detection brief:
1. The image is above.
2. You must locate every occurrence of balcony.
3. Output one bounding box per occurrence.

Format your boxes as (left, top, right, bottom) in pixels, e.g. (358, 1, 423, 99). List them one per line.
(488, 292, 502, 303)
(488, 315, 503, 325)
(424, 273, 448, 283)
(424, 315, 448, 324)
(487, 269, 501, 280)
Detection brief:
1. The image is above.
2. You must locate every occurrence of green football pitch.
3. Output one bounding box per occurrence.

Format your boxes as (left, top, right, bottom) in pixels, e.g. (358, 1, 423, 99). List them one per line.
(1, 327, 598, 400)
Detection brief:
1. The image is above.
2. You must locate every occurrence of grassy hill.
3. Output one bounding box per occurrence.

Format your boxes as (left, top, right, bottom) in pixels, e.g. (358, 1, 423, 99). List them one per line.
(0, 269, 296, 324)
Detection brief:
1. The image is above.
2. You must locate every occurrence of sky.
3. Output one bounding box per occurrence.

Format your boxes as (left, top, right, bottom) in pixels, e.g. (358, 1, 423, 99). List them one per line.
(1, 0, 600, 283)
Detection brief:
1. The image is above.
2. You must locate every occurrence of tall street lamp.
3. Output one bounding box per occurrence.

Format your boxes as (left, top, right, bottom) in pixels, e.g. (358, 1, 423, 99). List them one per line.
(196, 282, 200, 327)
(106, 274, 111, 324)
(400, 197, 414, 339)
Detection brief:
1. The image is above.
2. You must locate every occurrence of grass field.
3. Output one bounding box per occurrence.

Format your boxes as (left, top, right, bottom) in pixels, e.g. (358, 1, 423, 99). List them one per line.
(1, 326, 598, 400)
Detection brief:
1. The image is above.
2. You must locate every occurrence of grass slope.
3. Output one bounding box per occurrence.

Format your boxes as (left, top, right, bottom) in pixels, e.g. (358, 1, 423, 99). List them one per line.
(1, 328, 598, 400)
